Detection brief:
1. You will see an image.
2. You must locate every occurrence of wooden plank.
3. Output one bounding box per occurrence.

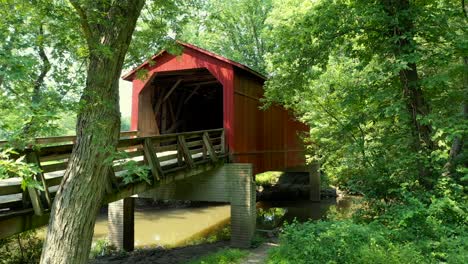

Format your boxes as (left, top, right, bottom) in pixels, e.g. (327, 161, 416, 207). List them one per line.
(203, 132, 219, 162)
(157, 153, 178, 163)
(0, 199, 23, 210)
(39, 154, 70, 163)
(177, 135, 194, 169)
(186, 140, 204, 148)
(0, 210, 50, 239)
(189, 147, 205, 155)
(45, 176, 63, 187)
(143, 138, 163, 181)
(41, 162, 68, 173)
(162, 79, 182, 102)
(117, 137, 144, 149)
(119, 131, 138, 138)
(0, 131, 138, 147)
(0, 184, 22, 196)
(154, 143, 177, 152)
(184, 85, 201, 104)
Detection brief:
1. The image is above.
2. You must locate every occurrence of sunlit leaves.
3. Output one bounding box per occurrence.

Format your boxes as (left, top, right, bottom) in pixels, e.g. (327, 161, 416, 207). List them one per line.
(264, 0, 467, 199)
(0, 148, 43, 191)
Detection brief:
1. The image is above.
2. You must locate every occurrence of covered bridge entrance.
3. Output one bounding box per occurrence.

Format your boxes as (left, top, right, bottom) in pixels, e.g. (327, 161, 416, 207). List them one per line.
(123, 42, 309, 174)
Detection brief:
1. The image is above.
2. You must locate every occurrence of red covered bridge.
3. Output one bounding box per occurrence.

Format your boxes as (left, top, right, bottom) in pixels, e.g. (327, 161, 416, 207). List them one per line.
(0, 42, 317, 250)
(123, 42, 308, 174)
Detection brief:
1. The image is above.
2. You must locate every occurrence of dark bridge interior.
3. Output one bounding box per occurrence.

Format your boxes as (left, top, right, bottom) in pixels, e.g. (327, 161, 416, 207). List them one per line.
(146, 68, 223, 134)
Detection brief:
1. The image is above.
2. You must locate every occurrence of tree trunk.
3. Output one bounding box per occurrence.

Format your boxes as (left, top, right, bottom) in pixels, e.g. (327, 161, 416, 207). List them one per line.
(23, 25, 51, 138)
(382, 0, 434, 181)
(444, 3, 468, 176)
(40, 1, 145, 263)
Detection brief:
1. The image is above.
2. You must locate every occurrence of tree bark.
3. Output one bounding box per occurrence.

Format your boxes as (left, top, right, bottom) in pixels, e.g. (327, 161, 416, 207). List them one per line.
(382, 0, 434, 181)
(40, 1, 145, 263)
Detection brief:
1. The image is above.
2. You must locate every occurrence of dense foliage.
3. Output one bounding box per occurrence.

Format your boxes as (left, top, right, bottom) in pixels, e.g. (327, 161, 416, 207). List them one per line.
(256, 1, 468, 262)
(182, 0, 272, 74)
(0, 231, 43, 264)
(264, 0, 467, 198)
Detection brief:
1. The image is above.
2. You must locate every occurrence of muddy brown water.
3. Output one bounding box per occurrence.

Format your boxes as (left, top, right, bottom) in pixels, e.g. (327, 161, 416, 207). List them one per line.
(39, 196, 357, 249)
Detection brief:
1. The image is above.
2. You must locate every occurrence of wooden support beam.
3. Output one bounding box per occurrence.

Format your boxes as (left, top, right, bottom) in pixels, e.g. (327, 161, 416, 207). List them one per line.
(162, 79, 182, 102)
(27, 186, 44, 216)
(185, 80, 219, 87)
(220, 130, 226, 154)
(184, 85, 201, 104)
(178, 135, 194, 169)
(203, 132, 219, 163)
(26, 151, 51, 209)
(143, 138, 163, 181)
(153, 86, 165, 115)
(168, 99, 175, 123)
(161, 101, 167, 133)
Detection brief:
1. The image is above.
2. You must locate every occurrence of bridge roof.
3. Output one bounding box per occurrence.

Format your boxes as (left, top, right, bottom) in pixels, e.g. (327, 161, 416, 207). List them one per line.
(122, 41, 266, 81)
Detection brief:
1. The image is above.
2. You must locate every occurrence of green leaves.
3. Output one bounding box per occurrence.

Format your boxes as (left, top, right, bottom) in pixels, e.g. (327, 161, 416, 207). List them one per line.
(0, 148, 42, 191)
(263, 0, 467, 200)
(181, 0, 272, 74)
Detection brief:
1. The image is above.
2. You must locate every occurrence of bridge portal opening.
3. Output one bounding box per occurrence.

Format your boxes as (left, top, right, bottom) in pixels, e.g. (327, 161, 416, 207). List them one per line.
(138, 68, 223, 135)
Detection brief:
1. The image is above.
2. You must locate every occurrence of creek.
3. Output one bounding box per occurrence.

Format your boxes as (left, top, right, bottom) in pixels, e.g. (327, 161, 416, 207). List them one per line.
(88, 196, 357, 248)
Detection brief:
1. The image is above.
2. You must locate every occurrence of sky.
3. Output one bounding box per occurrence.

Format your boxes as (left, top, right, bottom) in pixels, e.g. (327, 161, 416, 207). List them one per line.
(119, 78, 133, 117)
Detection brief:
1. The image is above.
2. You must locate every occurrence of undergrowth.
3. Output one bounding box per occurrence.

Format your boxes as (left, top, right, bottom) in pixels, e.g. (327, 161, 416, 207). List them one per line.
(187, 248, 249, 264)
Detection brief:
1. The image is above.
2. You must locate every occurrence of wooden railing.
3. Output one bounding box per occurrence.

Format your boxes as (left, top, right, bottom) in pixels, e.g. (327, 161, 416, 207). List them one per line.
(0, 131, 139, 147)
(0, 128, 225, 219)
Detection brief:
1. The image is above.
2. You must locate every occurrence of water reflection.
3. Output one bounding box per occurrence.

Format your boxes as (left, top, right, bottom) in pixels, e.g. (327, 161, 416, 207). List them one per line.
(93, 204, 231, 248)
(257, 196, 358, 230)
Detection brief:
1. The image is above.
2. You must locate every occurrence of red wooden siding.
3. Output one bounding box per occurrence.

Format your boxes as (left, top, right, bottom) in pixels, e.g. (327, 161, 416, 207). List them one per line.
(232, 69, 307, 173)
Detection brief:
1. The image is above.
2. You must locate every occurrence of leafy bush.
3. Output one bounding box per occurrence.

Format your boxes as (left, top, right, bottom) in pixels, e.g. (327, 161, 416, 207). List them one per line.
(89, 239, 119, 259)
(268, 220, 426, 264)
(268, 180, 467, 264)
(256, 171, 283, 186)
(0, 231, 43, 264)
(187, 248, 248, 264)
(0, 148, 43, 191)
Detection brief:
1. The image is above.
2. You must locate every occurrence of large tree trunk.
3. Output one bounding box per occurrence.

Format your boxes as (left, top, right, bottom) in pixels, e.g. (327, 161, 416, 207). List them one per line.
(40, 1, 145, 263)
(382, 0, 434, 182)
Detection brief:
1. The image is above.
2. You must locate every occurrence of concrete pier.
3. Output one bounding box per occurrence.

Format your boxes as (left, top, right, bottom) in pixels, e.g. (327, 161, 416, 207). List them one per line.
(108, 197, 135, 251)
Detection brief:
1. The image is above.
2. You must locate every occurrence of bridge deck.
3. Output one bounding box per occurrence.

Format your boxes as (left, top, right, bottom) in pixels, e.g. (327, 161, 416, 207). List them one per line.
(0, 128, 226, 239)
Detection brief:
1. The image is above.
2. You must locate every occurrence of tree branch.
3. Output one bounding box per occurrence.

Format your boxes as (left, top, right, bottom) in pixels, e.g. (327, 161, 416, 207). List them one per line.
(69, 0, 94, 46)
(23, 24, 51, 136)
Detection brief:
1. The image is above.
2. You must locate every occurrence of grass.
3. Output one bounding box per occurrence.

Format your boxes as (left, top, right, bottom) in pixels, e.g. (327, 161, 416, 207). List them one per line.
(187, 248, 249, 264)
(89, 239, 120, 259)
(255, 171, 284, 186)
